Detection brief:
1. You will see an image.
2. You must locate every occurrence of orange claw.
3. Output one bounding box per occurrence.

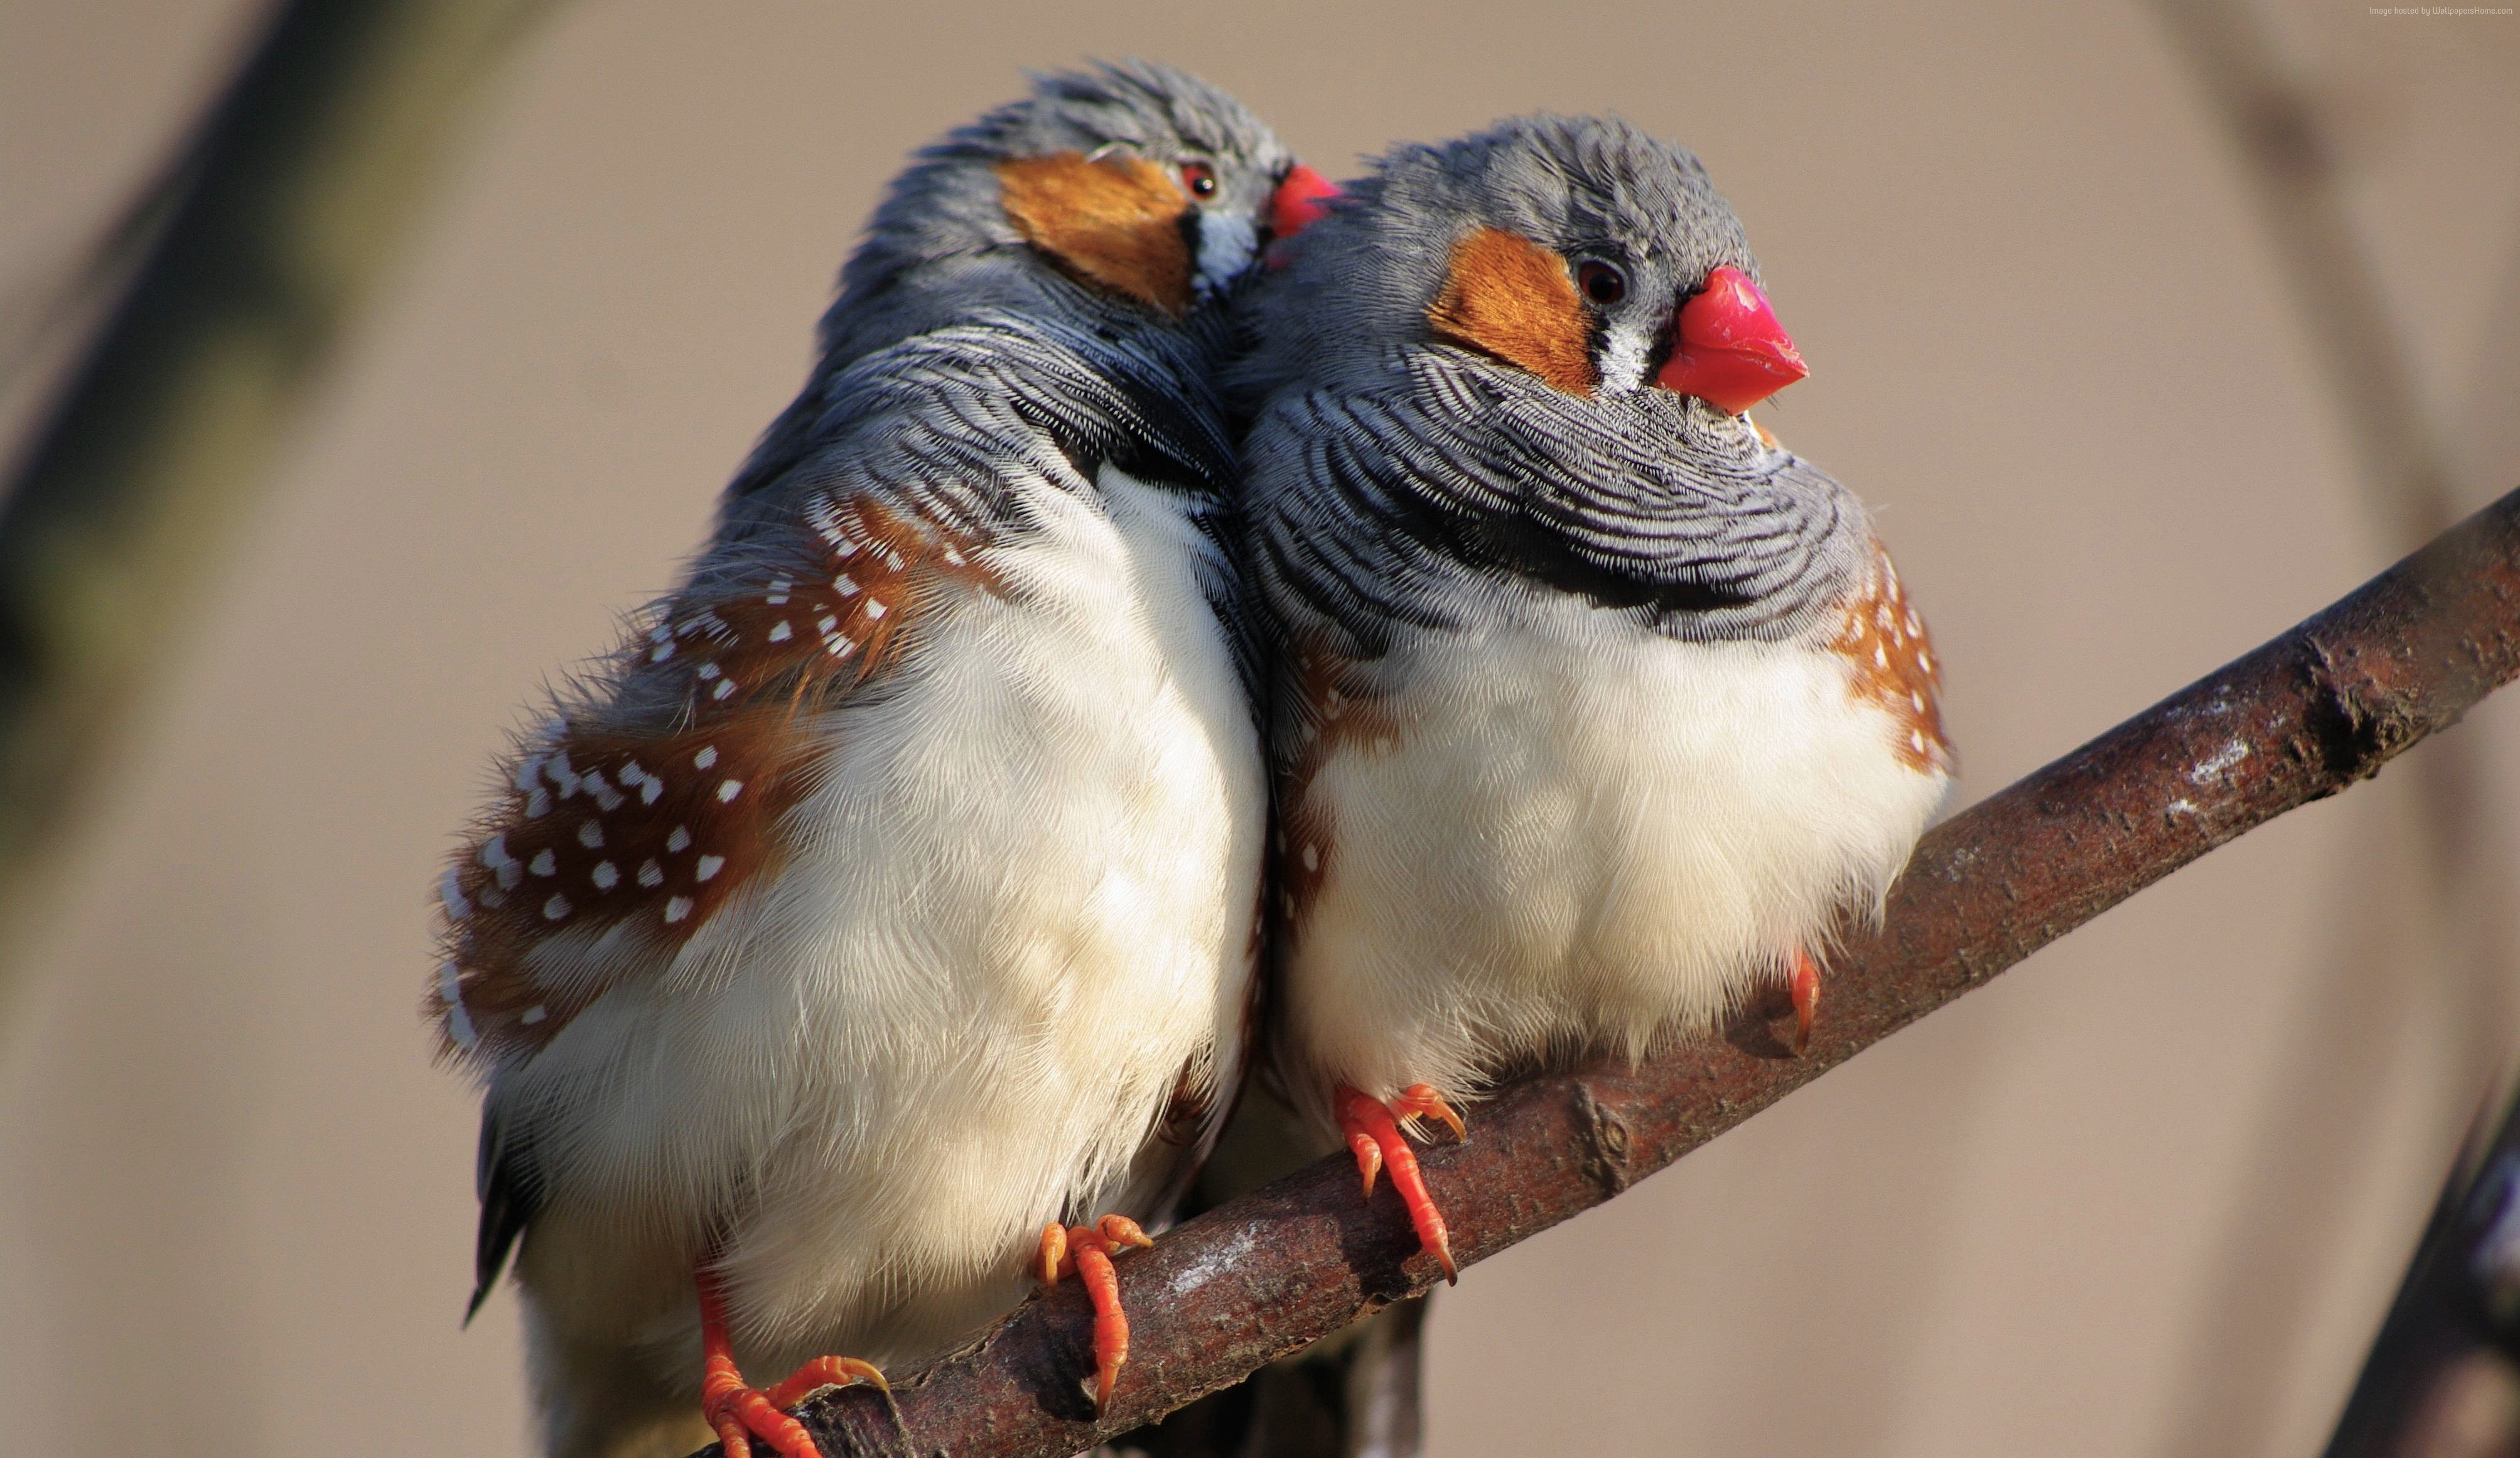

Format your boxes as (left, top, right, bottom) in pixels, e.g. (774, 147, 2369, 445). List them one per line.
(1788, 947, 1822, 1056)
(760, 1356, 891, 1411)
(1335, 1083, 1462, 1284)
(1035, 1214, 1153, 1415)
(695, 1264, 888, 1458)
(1391, 1082, 1467, 1142)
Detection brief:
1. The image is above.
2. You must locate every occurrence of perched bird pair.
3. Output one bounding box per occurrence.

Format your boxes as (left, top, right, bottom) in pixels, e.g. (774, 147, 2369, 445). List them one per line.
(429, 60, 1950, 1458)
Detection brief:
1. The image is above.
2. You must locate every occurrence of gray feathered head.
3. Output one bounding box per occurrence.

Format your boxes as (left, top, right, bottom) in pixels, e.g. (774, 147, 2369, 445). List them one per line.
(816, 60, 1318, 370)
(1239, 116, 1863, 650)
(1241, 114, 1804, 413)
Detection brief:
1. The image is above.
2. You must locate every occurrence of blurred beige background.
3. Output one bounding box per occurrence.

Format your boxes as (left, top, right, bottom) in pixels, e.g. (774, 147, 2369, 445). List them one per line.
(4, 2, 2519, 1454)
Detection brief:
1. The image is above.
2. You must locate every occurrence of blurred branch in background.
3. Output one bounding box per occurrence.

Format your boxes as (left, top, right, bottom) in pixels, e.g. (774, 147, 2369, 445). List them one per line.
(738, 489, 2520, 1458)
(2151, 0, 2456, 545)
(0, 0, 551, 992)
(2327, 1072, 2520, 1458)
(2151, 4, 2520, 1454)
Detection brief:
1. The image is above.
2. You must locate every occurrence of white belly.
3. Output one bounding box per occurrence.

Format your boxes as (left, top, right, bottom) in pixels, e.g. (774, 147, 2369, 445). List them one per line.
(515, 465, 1264, 1373)
(1285, 605, 1948, 1111)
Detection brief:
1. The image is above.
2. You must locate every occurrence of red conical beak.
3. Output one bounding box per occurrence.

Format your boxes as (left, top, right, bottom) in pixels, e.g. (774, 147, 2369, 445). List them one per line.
(1655, 266, 1807, 414)
(1266, 164, 1340, 266)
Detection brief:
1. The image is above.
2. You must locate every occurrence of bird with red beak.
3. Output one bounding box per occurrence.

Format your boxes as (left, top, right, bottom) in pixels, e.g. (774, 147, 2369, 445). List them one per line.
(1236, 114, 1949, 1283)
(433, 62, 1334, 1458)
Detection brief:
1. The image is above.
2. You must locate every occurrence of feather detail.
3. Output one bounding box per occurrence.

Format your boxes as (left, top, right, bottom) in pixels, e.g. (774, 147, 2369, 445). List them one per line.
(429, 494, 1000, 1063)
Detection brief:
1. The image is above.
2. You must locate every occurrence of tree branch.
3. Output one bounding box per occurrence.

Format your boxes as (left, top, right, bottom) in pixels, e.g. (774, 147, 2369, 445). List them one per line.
(2325, 1072, 2520, 1458)
(0, 0, 550, 991)
(739, 485, 2520, 1458)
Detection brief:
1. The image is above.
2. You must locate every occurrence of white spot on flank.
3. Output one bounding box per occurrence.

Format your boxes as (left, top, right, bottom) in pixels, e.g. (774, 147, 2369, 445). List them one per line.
(667, 826, 692, 853)
(1911, 691, 1927, 712)
(524, 788, 551, 819)
(696, 854, 725, 882)
(1301, 845, 1319, 872)
(577, 820, 604, 849)
(1918, 649, 1934, 674)
(2167, 799, 2199, 818)
(664, 896, 694, 924)
(544, 752, 579, 796)
(863, 598, 887, 620)
(479, 834, 514, 869)
(817, 615, 839, 633)
(439, 870, 471, 921)
(513, 757, 544, 794)
(833, 536, 861, 558)
(833, 575, 858, 598)
(1873, 644, 1888, 668)
(716, 779, 744, 802)
(1910, 730, 1927, 752)
(495, 861, 523, 890)
(942, 546, 966, 566)
(826, 635, 857, 658)
(767, 620, 792, 642)
(591, 861, 619, 889)
(637, 860, 664, 888)
(438, 963, 478, 1050)
(542, 894, 571, 920)
(2190, 739, 2251, 784)
(652, 642, 676, 663)
(712, 678, 736, 700)
(520, 1005, 547, 1025)
(617, 762, 645, 786)
(696, 662, 720, 681)
(1876, 604, 1896, 630)
(767, 578, 792, 605)
(694, 747, 718, 769)
(530, 850, 557, 877)
(1904, 611, 1922, 637)
(640, 779, 662, 804)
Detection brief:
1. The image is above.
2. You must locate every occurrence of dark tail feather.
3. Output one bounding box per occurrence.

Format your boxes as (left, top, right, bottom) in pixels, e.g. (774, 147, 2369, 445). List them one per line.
(466, 1104, 536, 1326)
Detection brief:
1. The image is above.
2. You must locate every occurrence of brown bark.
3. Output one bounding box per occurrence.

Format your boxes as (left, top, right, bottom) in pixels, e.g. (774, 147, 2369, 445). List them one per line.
(740, 485, 2520, 1458)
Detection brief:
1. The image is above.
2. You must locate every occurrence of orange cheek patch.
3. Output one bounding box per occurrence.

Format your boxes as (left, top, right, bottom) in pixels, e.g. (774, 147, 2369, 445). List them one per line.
(1833, 541, 1952, 774)
(1426, 227, 1594, 397)
(997, 152, 1194, 316)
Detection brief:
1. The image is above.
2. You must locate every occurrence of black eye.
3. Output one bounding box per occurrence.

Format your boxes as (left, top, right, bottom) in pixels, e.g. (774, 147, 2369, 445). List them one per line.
(1180, 162, 1218, 199)
(1576, 261, 1627, 307)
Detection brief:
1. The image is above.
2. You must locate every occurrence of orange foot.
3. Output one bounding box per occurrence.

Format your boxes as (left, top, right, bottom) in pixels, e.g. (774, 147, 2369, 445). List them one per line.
(694, 1265, 890, 1458)
(1038, 1214, 1155, 1415)
(1788, 946, 1822, 1056)
(1335, 1083, 1465, 1284)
